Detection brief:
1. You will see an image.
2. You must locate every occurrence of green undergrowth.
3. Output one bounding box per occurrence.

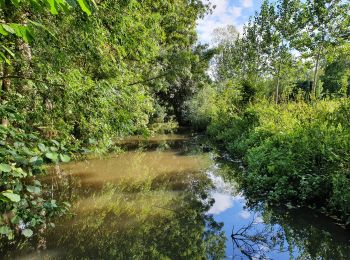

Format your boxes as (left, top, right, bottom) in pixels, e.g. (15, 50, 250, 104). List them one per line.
(0, 126, 75, 240)
(207, 99, 350, 224)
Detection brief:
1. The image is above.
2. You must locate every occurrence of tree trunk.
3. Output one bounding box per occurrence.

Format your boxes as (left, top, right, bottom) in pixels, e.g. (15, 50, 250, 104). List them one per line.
(1, 2, 14, 127)
(17, 12, 33, 94)
(275, 62, 281, 104)
(1, 63, 11, 127)
(313, 49, 321, 98)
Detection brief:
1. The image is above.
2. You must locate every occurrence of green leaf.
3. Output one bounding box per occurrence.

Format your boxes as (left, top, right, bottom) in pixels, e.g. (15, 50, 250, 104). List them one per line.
(1, 44, 14, 58)
(2, 24, 15, 34)
(26, 185, 41, 194)
(50, 146, 58, 152)
(2, 191, 20, 202)
(62, 201, 71, 208)
(59, 154, 70, 163)
(0, 25, 9, 36)
(50, 199, 57, 207)
(45, 152, 58, 161)
(14, 142, 22, 148)
(0, 226, 12, 237)
(0, 163, 11, 173)
(48, 0, 58, 15)
(88, 138, 96, 144)
(29, 156, 38, 163)
(29, 156, 43, 166)
(22, 146, 34, 156)
(10, 214, 20, 225)
(38, 143, 46, 152)
(0, 225, 11, 234)
(51, 139, 59, 146)
(0, 51, 11, 64)
(10, 167, 26, 177)
(28, 20, 57, 39)
(19, 27, 33, 43)
(22, 229, 33, 238)
(10, 0, 20, 7)
(77, 0, 91, 15)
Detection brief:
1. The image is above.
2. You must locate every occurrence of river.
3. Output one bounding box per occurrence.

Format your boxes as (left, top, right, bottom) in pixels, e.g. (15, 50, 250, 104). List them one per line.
(2, 134, 350, 259)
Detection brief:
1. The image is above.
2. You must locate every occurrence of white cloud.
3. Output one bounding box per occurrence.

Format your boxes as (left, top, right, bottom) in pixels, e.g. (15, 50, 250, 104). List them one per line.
(212, 0, 230, 14)
(239, 210, 251, 219)
(242, 0, 253, 8)
(231, 6, 243, 17)
(254, 216, 264, 224)
(207, 192, 233, 215)
(197, 0, 245, 44)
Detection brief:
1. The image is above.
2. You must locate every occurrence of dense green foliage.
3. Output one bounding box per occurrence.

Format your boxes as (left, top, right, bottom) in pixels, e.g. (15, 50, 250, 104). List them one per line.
(1, 0, 212, 144)
(207, 99, 350, 223)
(0, 126, 71, 239)
(0, 0, 214, 239)
(185, 0, 350, 223)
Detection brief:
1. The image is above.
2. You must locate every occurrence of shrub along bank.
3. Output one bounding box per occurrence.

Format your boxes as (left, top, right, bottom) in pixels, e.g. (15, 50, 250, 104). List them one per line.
(203, 97, 350, 224)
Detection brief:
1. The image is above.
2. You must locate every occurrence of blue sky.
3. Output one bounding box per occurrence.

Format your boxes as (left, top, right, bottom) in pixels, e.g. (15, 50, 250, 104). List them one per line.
(197, 0, 264, 44)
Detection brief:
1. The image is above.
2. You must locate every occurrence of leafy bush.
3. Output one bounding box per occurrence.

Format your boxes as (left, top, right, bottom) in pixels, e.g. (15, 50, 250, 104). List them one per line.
(208, 98, 350, 223)
(0, 126, 71, 239)
(183, 85, 218, 130)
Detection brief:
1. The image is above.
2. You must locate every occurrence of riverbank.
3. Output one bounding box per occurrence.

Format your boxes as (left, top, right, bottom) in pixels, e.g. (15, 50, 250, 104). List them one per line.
(206, 99, 350, 225)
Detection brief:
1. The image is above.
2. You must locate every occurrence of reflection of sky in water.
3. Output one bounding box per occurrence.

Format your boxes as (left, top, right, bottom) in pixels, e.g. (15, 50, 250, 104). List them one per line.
(207, 193, 234, 215)
(206, 167, 298, 259)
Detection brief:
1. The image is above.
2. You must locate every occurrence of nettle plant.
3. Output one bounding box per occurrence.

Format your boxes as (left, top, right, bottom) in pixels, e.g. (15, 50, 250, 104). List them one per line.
(0, 126, 71, 239)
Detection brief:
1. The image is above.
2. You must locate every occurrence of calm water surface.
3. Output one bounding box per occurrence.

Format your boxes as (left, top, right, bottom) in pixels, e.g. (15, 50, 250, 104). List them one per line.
(2, 134, 350, 259)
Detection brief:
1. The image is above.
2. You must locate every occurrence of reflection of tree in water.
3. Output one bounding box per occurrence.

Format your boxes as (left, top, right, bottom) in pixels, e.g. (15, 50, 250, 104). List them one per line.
(229, 207, 350, 260)
(45, 178, 226, 259)
(1, 166, 226, 259)
(266, 207, 350, 260)
(216, 159, 350, 260)
(230, 214, 286, 259)
(230, 198, 350, 259)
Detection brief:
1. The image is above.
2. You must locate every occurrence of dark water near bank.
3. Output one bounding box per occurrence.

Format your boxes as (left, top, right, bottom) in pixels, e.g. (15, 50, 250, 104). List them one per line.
(2, 134, 350, 259)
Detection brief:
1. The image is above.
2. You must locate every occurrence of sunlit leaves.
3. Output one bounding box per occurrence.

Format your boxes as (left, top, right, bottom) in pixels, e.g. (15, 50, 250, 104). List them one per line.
(0, 164, 11, 173)
(22, 229, 33, 237)
(2, 24, 15, 34)
(77, 0, 91, 15)
(1, 190, 21, 202)
(45, 152, 58, 161)
(48, 0, 59, 14)
(28, 19, 57, 39)
(0, 226, 13, 240)
(26, 185, 41, 194)
(0, 24, 33, 43)
(0, 0, 93, 63)
(38, 143, 46, 152)
(0, 127, 72, 240)
(59, 154, 70, 162)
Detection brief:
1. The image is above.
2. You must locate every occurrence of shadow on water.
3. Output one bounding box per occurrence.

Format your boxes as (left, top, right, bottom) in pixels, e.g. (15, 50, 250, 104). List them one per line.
(1, 134, 350, 259)
(209, 159, 350, 259)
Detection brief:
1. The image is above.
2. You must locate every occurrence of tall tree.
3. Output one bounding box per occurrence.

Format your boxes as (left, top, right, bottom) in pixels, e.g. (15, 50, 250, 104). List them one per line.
(292, 0, 350, 98)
